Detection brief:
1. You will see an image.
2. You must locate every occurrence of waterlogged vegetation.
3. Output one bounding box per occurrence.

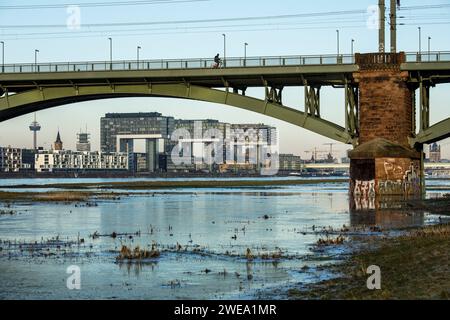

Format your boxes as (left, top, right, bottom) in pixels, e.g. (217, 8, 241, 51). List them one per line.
(0, 178, 449, 299)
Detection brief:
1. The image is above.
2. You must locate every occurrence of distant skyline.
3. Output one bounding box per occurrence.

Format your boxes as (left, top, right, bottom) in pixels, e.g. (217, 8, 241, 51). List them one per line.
(0, 0, 449, 158)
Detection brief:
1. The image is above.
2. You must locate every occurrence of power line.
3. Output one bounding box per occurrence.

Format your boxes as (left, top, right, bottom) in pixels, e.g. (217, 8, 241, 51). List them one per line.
(400, 4, 450, 11)
(0, 17, 371, 38)
(0, 9, 367, 29)
(3, 18, 450, 41)
(0, 23, 369, 42)
(1, 3, 449, 41)
(0, 0, 209, 10)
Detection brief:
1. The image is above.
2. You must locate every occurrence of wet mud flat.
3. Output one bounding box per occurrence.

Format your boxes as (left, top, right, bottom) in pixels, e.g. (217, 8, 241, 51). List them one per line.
(0, 221, 397, 300)
(0, 179, 448, 300)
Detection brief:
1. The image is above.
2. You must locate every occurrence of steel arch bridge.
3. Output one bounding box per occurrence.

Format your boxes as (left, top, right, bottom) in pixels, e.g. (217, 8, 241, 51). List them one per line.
(1, 52, 450, 147)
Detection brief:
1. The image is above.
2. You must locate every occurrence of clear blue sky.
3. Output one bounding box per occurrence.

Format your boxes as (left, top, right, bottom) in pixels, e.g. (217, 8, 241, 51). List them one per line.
(0, 0, 449, 159)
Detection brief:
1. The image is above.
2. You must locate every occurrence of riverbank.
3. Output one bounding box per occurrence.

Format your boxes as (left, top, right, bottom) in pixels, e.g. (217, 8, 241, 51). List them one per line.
(287, 222, 450, 300)
(0, 178, 347, 191)
(0, 190, 126, 203)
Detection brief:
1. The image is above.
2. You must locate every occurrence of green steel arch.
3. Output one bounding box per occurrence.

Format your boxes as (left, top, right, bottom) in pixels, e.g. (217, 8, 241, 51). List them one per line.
(0, 83, 353, 144)
(410, 117, 450, 147)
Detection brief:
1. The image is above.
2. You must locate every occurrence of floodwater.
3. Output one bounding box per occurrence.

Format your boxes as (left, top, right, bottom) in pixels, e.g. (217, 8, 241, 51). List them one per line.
(0, 177, 447, 300)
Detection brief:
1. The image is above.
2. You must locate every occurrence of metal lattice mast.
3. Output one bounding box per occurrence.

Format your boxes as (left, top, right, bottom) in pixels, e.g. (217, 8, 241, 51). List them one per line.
(390, 0, 399, 53)
(379, 0, 386, 53)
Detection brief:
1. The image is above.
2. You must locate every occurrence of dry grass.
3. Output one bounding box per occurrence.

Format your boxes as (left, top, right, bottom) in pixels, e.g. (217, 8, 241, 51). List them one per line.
(316, 235, 346, 246)
(116, 245, 160, 261)
(32, 192, 91, 202)
(0, 190, 126, 203)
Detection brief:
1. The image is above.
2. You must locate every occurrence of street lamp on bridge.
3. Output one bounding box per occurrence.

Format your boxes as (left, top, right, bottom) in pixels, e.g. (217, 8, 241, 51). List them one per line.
(418, 27, 422, 56)
(336, 30, 340, 56)
(137, 46, 141, 69)
(351, 39, 355, 61)
(34, 49, 39, 72)
(428, 36, 431, 61)
(244, 42, 248, 66)
(222, 33, 226, 67)
(1, 41, 4, 73)
(108, 37, 113, 69)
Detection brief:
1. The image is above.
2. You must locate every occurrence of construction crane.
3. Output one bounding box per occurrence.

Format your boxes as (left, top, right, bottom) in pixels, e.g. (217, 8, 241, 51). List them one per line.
(323, 143, 336, 156)
(304, 148, 329, 164)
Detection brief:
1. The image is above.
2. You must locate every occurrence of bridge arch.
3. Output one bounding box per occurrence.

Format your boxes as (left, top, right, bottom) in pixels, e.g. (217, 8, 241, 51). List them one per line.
(0, 83, 353, 144)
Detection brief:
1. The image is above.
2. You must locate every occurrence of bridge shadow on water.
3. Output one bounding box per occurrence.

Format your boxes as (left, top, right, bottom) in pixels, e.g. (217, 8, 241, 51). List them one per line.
(349, 195, 425, 229)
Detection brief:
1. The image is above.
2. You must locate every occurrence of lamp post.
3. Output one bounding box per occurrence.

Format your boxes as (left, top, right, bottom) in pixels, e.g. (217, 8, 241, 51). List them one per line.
(244, 42, 248, 66)
(351, 39, 355, 61)
(222, 33, 226, 67)
(428, 36, 431, 61)
(137, 46, 141, 69)
(34, 49, 39, 72)
(1, 41, 4, 73)
(418, 27, 422, 55)
(108, 37, 113, 69)
(336, 30, 340, 56)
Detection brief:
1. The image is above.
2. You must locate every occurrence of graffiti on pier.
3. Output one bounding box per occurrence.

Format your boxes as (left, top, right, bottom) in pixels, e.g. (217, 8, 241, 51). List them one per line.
(383, 160, 404, 179)
(352, 179, 376, 210)
(378, 180, 403, 195)
(378, 161, 420, 196)
(351, 157, 422, 201)
(354, 180, 376, 198)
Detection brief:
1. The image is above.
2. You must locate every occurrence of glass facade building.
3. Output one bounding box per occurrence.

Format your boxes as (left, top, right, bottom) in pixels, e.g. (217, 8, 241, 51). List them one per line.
(100, 113, 175, 153)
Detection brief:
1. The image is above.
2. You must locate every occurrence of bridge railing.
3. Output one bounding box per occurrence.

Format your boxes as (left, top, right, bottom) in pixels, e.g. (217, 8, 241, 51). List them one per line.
(1, 52, 449, 73)
(0, 54, 355, 73)
(405, 51, 450, 63)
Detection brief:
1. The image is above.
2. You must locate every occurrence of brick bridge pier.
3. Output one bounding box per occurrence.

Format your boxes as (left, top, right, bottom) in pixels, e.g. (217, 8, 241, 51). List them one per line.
(349, 52, 423, 201)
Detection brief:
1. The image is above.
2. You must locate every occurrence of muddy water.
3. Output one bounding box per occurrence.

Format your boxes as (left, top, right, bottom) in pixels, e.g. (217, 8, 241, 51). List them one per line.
(0, 178, 446, 300)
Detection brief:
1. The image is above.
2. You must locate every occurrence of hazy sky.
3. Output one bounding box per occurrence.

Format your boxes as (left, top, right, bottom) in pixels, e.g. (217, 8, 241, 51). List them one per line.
(0, 0, 449, 159)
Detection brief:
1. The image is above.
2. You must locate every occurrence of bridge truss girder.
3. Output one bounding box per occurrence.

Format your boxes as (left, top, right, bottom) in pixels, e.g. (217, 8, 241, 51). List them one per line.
(419, 80, 431, 133)
(411, 117, 450, 147)
(304, 84, 321, 118)
(0, 83, 354, 144)
(408, 77, 450, 147)
(345, 83, 359, 142)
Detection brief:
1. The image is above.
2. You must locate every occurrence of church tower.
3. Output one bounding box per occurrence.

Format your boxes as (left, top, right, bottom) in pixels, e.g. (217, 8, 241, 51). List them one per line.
(54, 131, 63, 151)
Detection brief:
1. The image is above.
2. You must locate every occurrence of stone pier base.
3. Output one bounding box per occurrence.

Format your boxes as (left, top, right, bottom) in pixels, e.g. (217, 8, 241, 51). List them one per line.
(349, 138, 423, 199)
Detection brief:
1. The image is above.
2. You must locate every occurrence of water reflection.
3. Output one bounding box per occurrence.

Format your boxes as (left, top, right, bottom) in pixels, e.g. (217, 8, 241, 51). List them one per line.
(350, 196, 425, 229)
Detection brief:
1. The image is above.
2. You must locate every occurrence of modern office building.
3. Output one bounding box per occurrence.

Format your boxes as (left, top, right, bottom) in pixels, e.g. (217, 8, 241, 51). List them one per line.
(100, 113, 174, 152)
(168, 119, 230, 172)
(100, 113, 174, 173)
(100, 112, 279, 174)
(227, 123, 278, 166)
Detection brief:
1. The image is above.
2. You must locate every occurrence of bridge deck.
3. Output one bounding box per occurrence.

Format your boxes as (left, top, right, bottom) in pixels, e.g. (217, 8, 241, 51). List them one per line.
(1, 52, 449, 93)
